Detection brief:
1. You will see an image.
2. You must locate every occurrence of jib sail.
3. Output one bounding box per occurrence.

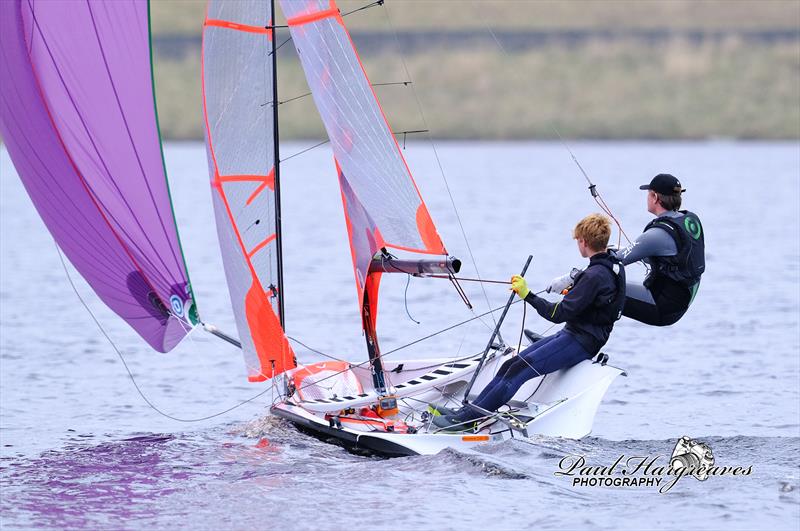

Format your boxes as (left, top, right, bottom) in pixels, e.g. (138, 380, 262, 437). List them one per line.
(202, 0, 295, 381)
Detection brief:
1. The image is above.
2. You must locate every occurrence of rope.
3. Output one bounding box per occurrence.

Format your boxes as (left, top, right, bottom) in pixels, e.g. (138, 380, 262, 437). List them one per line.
(54, 242, 273, 423)
(403, 274, 421, 324)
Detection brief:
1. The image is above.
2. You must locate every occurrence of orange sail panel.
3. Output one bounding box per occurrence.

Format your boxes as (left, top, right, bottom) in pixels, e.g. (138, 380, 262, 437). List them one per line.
(202, 1, 294, 381)
(281, 0, 447, 316)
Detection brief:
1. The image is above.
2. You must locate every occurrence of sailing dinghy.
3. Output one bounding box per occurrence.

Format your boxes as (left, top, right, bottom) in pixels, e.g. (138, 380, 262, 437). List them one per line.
(201, 0, 626, 457)
(0, 0, 625, 457)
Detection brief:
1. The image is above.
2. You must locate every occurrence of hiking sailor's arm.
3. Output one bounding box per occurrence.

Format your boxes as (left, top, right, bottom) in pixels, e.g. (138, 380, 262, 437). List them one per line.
(524, 275, 600, 324)
(610, 227, 677, 265)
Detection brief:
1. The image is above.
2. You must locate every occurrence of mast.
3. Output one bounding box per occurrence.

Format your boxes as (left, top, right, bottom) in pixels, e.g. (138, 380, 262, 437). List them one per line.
(362, 278, 387, 394)
(270, 0, 286, 329)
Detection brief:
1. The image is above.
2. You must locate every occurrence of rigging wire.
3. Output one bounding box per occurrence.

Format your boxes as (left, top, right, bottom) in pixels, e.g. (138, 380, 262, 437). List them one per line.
(426, 275, 510, 285)
(279, 129, 430, 163)
(267, 37, 292, 57)
(285, 284, 551, 396)
(472, 2, 631, 248)
(379, 3, 499, 331)
(552, 129, 632, 247)
(263, 81, 414, 108)
(54, 242, 274, 423)
(286, 289, 544, 367)
(285, 299, 524, 388)
(341, 0, 385, 17)
(280, 139, 330, 162)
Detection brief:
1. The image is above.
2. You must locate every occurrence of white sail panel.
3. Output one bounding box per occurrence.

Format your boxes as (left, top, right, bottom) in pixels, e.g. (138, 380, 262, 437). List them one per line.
(202, 0, 294, 381)
(280, 0, 447, 309)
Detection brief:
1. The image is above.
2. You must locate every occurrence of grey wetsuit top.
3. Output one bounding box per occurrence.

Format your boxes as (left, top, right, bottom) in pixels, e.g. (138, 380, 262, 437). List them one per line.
(612, 225, 677, 266)
(609, 211, 680, 303)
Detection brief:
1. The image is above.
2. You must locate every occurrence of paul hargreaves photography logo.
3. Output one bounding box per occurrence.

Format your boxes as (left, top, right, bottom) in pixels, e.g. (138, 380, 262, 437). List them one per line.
(554, 436, 752, 494)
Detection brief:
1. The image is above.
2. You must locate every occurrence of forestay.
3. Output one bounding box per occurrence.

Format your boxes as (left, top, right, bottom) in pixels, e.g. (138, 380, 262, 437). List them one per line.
(280, 0, 448, 326)
(0, 0, 195, 353)
(202, 0, 295, 381)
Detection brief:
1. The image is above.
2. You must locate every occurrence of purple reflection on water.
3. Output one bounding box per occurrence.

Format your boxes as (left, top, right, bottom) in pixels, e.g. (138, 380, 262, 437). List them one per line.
(0, 432, 287, 527)
(2, 434, 180, 526)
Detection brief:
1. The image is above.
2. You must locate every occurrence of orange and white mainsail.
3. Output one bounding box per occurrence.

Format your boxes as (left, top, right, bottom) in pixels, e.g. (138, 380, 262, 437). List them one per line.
(280, 0, 447, 324)
(202, 0, 294, 381)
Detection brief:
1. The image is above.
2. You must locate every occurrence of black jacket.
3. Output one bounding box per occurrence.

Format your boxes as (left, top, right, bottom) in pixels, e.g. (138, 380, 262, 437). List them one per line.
(524, 252, 625, 355)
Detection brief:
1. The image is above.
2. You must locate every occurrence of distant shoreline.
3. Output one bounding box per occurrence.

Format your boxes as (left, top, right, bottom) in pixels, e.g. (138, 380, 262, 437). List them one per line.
(154, 27, 800, 58)
(154, 138, 800, 145)
(151, 22, 799, 142)
(146, 0, 799, 140)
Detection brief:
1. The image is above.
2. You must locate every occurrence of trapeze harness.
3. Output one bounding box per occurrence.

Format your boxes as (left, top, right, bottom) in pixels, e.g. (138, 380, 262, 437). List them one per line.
(622, 210, 705, 326)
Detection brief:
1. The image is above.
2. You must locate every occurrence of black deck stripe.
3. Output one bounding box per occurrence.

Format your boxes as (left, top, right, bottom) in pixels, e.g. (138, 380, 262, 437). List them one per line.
(420, 375, 436, 381)
(433, 369, 451, 375)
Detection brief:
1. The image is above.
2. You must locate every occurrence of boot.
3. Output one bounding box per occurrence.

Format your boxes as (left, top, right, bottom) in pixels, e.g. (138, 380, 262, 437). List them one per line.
(427, 404, 462, 417)
(431, 413, 473, 431)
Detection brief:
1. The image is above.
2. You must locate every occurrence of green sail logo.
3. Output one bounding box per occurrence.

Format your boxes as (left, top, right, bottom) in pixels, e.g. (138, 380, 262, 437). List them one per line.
(684, 217, 702, 240)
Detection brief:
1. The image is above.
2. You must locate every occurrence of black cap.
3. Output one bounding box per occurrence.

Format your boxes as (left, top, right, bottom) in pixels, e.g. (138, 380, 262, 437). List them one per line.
(639, 173, 685, 195)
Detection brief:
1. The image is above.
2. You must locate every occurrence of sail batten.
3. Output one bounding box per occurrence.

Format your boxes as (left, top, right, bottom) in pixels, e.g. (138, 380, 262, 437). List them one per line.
(202, 0, 295, 381)
(0, 0, 196, 352)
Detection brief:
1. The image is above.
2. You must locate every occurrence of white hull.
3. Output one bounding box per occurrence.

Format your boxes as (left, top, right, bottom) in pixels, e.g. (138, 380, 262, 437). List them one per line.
(271, 347, 626, 456)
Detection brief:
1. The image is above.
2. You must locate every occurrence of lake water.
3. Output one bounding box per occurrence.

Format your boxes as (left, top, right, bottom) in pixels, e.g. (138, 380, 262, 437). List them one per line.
(1, 141, 798, 529)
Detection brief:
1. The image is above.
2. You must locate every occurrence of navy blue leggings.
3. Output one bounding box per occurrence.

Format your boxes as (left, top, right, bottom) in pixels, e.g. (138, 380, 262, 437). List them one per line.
(465, 330, 591, 417)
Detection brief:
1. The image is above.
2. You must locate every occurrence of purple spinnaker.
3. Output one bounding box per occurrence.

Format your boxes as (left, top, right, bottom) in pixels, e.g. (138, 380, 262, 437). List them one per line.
(0, 0, 195, 352)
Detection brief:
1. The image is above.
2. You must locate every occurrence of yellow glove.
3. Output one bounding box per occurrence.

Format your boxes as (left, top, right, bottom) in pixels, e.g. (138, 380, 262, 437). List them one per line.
(510, 274, 530, 299)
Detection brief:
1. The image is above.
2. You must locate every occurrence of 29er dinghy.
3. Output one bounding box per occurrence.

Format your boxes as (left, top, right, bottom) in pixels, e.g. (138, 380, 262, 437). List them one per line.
(0, 0, 625, 458)
(201, 0, 626, 456)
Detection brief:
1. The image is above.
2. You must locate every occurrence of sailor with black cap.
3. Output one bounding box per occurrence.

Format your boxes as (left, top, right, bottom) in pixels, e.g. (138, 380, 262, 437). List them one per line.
(547, 173, 705, 326)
